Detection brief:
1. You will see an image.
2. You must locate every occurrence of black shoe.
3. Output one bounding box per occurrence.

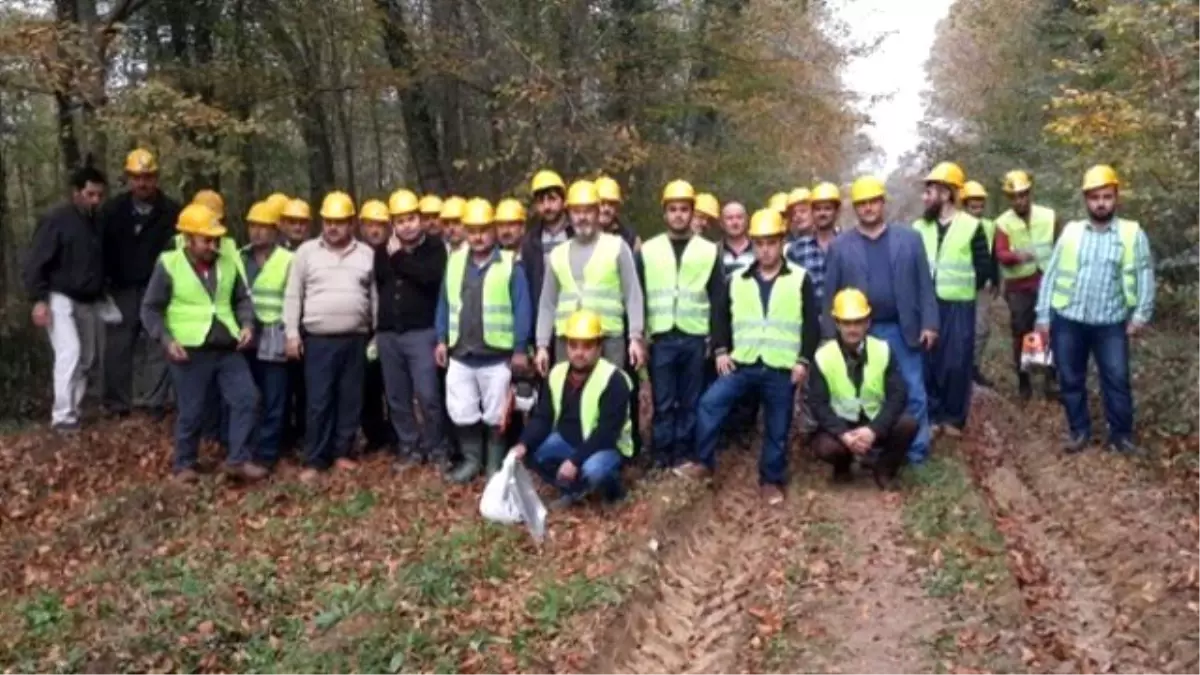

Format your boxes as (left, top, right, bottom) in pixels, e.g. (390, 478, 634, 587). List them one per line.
(972, 368, 994, 388)
(1108, 438, 1146, 457)
(51, 421, 81, 434)
(548, 494, 578, 511)
(147, 407, 167, 422)
(1017, 374, 1033, 402)
(390, 445, 422, 472)
(1063, 434, 1090, 455)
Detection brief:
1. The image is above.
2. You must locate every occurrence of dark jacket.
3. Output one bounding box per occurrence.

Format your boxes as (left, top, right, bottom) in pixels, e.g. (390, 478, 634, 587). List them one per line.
(521, 362, 631, 467)
(101, 189, 182, 289)
(375, 235, 447, 333)
(712, 261, 820, 366)
(518, 216, 573, 311)
(808, 338, 907, 438)
(607, 220, 639, 250)
(140, 251, 254, 350)
(23, 201, 105, 303)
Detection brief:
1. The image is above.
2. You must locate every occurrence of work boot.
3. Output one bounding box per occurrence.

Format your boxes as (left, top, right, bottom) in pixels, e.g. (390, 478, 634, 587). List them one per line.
(1017, 373, 1033, 402)
(485, 429, 506, 478)
(972, 367, 994, 388)
(1063, 433, 1090, 455)
(1108, 438, 1146, 457)
(448, 425, 483, 484)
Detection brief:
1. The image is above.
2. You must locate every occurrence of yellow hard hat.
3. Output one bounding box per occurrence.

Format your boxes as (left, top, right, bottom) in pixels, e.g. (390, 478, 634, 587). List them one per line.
(767, 192, 788, 214)
(281, 198, 311, 220)
(124, 148, 157, 174)
(265, 192, 290, 214)
(440, 196, 467, 220)
(359, 199, 390, 223)
(960, 180, 988, 201)
(850, 175, 887, 204)
(191, 189, 225, 219)
(786, 187, 811, 207)
(495, 198, 527, 223)
(388, 189, 420, 215)
(1081, 164, 1119, 192)
(246, 201, 280, 227)
(320, 191, 355, 220)
(810, 182, 842, 204)
(462, 198, 495, 228)
(695, 193, 720, 220)
(1002, 170, 1033, 195)
(176, 203, 226, 238)
(531, 169, 566, 194)
(563, 309, 603, 340)
(419, 195, 443, 216)
(661, 179, 696, 204)
(925, 162, 966, 190)
(748, 208, 786, 237)
(566, 180, 600, 207)
(831, 288, 872, 322)
(595, 176, 622, 203)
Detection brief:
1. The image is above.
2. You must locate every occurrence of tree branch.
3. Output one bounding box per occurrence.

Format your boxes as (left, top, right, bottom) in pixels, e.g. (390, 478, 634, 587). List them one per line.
(102, 0, 152, 29)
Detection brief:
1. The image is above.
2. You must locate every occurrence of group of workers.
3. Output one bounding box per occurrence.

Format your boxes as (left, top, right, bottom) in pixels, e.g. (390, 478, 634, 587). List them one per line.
(24, 148, 1156, 507)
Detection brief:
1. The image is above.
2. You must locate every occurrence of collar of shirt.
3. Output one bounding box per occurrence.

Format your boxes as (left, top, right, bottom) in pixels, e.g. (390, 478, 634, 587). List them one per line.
(839, 338, 867, 361)
(469, 246, 503, 267)
(1085, 219, 1118, 233)
(741, 259, 794, 280)
(723, 239, 751, 256)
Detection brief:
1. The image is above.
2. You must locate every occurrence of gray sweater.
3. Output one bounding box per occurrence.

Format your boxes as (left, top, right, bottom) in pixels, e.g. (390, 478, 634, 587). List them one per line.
(283, 238, 377, 338)
(535, 233, 645, 347)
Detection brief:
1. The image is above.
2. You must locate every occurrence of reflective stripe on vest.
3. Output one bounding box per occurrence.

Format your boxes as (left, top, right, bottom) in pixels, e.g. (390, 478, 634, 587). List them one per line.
(444, 248, 516, 350)
(914, 211, 979, 301)
(1051, 219, 1140, 310)
(642, 234, 718, 336)
(162, 249, 240, 347)
(996, 204, 1055, 279)
(729, 268, 805, 370)
(548, 358, 633, 457)
(248, 247, 293, 324)
(550, 233, 624, 334)
(815, 336, 890, 422)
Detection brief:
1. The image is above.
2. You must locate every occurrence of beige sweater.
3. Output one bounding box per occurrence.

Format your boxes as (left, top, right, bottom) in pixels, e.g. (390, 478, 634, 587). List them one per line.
(283, 238, 377, 338)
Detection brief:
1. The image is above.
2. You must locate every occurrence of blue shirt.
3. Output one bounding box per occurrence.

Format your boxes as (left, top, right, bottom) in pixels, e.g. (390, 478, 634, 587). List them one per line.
(863, 228, 898, 321)
(1035, 220, 1155, 326)
(435, 248, 533, 364)
(784, 235, 828, 300)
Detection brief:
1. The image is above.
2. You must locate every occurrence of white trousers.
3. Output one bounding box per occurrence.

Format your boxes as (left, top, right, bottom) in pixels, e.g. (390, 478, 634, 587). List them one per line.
(445, 359, 512, 427)
(47, 292, 103, 424)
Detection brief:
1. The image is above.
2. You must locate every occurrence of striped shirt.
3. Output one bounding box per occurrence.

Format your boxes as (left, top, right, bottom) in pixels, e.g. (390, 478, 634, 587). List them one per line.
(1035, 220, 1155, 326)
(721, 239, 755, 280)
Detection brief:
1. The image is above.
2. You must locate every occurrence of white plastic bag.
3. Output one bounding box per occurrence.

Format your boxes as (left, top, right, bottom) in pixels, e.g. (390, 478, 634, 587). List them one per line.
(479, 452, 547, 543)
(97, 294, 123, 325)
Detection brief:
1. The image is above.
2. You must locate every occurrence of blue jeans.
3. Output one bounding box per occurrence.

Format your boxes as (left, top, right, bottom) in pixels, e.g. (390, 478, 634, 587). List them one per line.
(871, 321, 930, 463)
(649, 334, 707, 467)
(1051, 314, 1132, 442)
(168, 350, 259, 472)
(693, 363, 795, 485)
(250, 357, 289, 465)
(532, 432, 624, 501)
(304, 334, 367, 469)
(924, 300, 975, 429)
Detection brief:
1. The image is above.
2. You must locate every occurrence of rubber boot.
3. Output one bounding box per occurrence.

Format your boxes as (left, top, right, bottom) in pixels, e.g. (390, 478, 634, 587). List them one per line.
(448, 424, 483, 483)
(485, 428, 506, 478)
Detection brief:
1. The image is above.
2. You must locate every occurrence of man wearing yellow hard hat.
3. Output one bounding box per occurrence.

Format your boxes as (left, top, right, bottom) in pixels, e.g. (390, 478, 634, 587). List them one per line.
(434, 198, 532, 483)
(676, 208, 819, 505)
(283, 191, 378, 482)
(440, 196, 467, 252)
(511, 309, 633, 510)
(354, 199, 399, 454)
(808, 288, 916, 489)
(101, 148, 182, 421)
(595, 176, 640, 251)
(418, 195, 444, 237)
(784, 187, 811, 239)
(786, 182, 841, 303)
(139, 203, 263, 483)
(994, 170, 1058, 401)
(959, 180, 998, 390)
(822, 175, 937, 465)
(1034, 165, 1155, 457)
(638, 180, 723, 468)
(494, 198, 527, 252)
(691, 192, 721, 238)
(913, 161, 997, 438)
(519, 169, 570, 305)
(279, 198, 312, 251)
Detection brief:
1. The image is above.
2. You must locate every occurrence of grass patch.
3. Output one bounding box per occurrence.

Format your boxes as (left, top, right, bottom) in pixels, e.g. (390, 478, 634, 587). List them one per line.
(525, 573, 623, 632)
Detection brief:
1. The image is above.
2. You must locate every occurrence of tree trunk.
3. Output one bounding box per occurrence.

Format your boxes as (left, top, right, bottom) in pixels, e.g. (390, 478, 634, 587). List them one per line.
(298, 92, 337, 205)
(54, 0, 82, 172)
(0, 92, 10, 300)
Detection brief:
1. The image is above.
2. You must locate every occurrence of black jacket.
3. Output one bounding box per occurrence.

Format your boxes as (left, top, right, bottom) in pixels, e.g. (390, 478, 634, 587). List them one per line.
(23, 201, 105, 303)
(101, 190, 182, 289)
(517, 216, 573, 310)
(808, 339, 907, 437)
(520, 363, 631, 466)
(375, 235, 447, 333)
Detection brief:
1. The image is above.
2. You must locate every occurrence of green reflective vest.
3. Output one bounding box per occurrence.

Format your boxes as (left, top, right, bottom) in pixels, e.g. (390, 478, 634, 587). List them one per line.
(245, 246, 292, 324)
(996, 204, 1055, 280)
(550, 233, 625, 334)
(913, 211, 980, 301)
(161, 249, 240, 347)
(1051, 219, 1141, 310)
(729, 267, 806, 370)
(444, 248, 516, 350)
(548, 358, 633, 457)
(177, 233, 247, 286)
(641, 233, 718, 336)
(815, 337, 890, 422)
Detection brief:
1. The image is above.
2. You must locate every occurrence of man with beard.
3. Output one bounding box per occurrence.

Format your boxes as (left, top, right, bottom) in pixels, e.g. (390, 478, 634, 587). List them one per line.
(959, 180, 999, 389)
(519, 170, 572, 310)
(495, 198, 527, 252)
(786, 182, 840, 303)
(356, 199, 398, 454)
(419, 195, 444, 239)
(440, 196, 467, 252)
(1035, 165, 1155, 457)
(279, 198, 312, 252)
(912, 162, 996, 438)
(595, 176, 641, 251)
(995, 170, 1058, 400)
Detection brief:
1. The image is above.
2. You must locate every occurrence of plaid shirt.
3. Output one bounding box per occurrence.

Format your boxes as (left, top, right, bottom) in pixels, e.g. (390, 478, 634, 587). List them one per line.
(1036, 220, 1156, 326)
(785, 235, 828, 300)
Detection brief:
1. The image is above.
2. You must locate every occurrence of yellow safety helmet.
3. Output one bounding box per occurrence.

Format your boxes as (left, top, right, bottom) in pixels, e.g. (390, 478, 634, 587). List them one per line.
(566, 180, 600, 207)
(440, 196, 467, 220)
(786, 187, 811, 207)
(595, 176, 622, 203)
(925, 161, 966, 190)
(661, 179, 696, 204)
(265, 192, 290, 215)
(246, 201, 280, 228)
(748, 208, 786, 238)
(320, 191, 356, 220)
(462, 198, 495, 228)
(176, 203, 226, 238)
(767, 192, 788, 214)
(810, 182, 842, 204)
(124, 148, 158, 174)
(831, 288, 872, 322)
(531, 169, 566, 194)
(388, 189, 420, 216)
(359, 199, 390, 223)
(695, 193, 720, 220)
(281, 198, 311, 221)
(960, 180, 988, 201)
(191, 189, 225, 219)
(419, 195, 443, 216)
(1081, 164, 1119, 193)
(1002, 170, 1033, 195)
(495, 198, 527, 223)
(850, 175, 887, 204)
(562, 309, 603, 340)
